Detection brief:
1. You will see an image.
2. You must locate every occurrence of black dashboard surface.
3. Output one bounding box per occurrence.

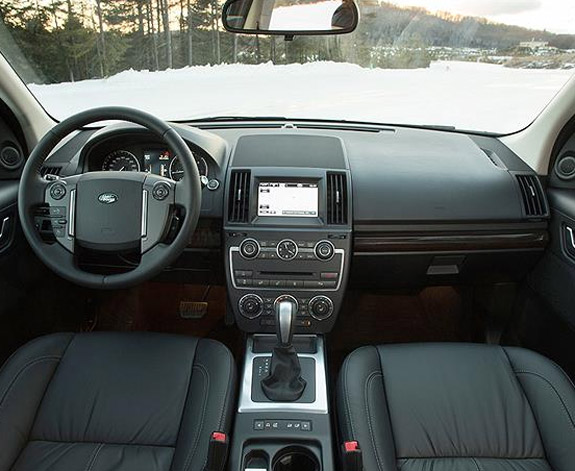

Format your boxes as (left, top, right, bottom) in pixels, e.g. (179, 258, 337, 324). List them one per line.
(44, 121, 546, 226)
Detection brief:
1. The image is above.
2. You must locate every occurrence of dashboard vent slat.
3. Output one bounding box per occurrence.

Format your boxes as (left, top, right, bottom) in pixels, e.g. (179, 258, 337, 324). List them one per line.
(40, 166, 62, 177)
(327, 172, 348, 225)
(516, 174, 547, 218)
(228, 170, 251, 223)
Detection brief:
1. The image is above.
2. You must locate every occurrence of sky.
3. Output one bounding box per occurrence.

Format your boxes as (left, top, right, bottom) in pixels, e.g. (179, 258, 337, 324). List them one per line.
(390, 0, 575, 34)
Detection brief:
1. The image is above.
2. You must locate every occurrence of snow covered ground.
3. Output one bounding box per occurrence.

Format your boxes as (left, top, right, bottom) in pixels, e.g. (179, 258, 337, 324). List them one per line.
(29, 60, 574, 133)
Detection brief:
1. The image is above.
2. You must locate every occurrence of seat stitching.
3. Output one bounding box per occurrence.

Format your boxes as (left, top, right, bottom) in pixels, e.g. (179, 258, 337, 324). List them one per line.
(28, 439, 175, 449)
(182, 363, 209, 471)
(396, 456, 548, 461)
(0, 356, 61, 413)
(217, 347, 234, 430)
(0, 335, 64, 380)
(365, 371, 384, 471)
(84, 443, 104, 471)
(514, 370, 575, 433)
(342, 353, 356, 440)
(499, 347, 547, 457)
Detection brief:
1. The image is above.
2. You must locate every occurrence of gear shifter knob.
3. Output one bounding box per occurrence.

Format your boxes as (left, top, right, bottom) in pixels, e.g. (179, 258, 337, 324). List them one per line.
(274, 295, 298, 347)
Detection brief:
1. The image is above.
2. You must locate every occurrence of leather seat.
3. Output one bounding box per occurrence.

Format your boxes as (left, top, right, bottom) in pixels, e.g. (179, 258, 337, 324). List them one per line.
(337, 343, 575, 471)
(0, 332, 236, 471)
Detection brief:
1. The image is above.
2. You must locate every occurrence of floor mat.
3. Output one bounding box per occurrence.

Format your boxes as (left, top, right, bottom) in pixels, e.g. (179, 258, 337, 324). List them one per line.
(91, 282, 243, 358)
(327, 286, 478, 378)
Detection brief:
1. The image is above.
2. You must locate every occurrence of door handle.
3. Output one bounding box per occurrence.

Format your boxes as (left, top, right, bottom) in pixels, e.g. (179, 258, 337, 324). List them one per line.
(563, 225, 575, 260)
(0, 216, 10, 242)
(566, 226, 575, 249)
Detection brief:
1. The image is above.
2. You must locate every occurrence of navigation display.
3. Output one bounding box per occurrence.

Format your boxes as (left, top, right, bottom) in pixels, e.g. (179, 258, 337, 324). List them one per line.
(258, 182, 319, 218)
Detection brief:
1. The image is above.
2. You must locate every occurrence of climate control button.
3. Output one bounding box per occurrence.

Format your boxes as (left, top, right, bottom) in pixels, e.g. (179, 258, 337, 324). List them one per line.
(309, 296, 334, 321)
(315, 240, 335, 261)
(240, 239, 260, 259)
(239, 294, 264, 319)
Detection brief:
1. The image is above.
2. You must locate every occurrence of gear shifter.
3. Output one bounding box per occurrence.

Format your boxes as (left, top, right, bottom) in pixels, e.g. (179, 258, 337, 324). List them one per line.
(261, 296, 306, 402)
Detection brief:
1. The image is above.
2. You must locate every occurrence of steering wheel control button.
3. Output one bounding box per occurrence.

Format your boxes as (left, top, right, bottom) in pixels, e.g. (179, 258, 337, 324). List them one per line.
(49, 206, 67, 217)
(309, 296, 334, 321)
(277, 239, 298, 260)
(152, 182, 171, 201)
(239, 294, 264, 319)
(315, 240, 335, 261)
(240, 239, 260, 259)
(49, 184, 67, 201)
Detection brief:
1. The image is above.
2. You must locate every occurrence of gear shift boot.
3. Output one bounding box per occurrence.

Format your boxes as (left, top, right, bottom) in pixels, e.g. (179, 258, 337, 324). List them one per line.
(261, 345, 307, 401)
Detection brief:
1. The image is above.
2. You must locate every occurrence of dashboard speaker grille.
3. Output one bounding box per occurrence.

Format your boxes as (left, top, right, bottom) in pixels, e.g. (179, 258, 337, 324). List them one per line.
(327, 172, 348, 225)
(516, 174, 547, 218)
(228, 170, 251, 223)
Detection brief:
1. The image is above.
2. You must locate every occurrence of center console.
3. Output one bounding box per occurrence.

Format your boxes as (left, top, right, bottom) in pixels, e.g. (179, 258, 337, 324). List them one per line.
(224, 134, 352, 471)
(225, 169, 352, 334)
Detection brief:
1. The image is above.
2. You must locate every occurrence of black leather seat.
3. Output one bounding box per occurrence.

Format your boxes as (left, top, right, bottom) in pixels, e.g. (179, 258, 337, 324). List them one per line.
(0, 332, 236, 471)
(338, 343, 575, 471)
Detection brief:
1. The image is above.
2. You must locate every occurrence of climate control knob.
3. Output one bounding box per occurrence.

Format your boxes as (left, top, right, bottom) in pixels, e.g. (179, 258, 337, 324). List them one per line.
(315, 241, 335, 261)
(309, 296, 334, 321)
(238, 294, 263, 319)
(240, 239, 260, 259)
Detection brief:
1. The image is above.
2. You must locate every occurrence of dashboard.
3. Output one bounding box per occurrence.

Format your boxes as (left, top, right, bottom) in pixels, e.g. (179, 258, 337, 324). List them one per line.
(38, 120, 550, 334)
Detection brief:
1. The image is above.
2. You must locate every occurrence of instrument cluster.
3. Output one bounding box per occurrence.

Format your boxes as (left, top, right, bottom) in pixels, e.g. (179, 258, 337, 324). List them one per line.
(89, 143, 209, 182)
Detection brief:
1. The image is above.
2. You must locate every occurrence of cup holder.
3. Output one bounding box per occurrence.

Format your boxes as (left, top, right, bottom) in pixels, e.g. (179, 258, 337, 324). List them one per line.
(272, 446, 320, 471)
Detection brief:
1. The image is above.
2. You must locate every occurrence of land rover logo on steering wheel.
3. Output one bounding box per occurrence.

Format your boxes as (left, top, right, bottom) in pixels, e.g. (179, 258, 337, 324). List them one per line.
(98, 193, 119, 204)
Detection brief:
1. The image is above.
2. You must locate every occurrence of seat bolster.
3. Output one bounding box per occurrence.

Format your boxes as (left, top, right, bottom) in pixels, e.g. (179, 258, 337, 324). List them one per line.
(336, 346, 397, 471)
(171, 338, 237, 471)
(504, 347, 575, 471)
(0, 333, 74, 471)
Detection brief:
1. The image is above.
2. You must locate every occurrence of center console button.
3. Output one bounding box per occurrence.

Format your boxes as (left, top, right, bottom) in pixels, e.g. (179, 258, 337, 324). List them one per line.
(277, 239, 298, 261)
(315, 240, 335, 261)
(240, 239, 260, 259)
(238, 294, 263, 319)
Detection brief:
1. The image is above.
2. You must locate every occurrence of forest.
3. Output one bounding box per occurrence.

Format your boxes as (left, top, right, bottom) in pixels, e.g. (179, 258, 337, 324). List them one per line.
(1, 0, 574, 85)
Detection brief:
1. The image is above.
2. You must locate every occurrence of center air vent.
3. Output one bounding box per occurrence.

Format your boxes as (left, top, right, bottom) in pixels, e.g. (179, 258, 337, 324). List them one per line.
(327, 172, 348, 225)
(516, 174, 547, 218)
(228, 170, 251, 223)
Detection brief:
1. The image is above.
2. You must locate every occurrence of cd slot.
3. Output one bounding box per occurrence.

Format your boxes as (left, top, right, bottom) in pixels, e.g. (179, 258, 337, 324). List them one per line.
(257, 271, 314, 278)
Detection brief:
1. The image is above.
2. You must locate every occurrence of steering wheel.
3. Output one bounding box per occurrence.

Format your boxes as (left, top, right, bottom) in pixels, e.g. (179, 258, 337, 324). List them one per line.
(18, 107, 202, 289)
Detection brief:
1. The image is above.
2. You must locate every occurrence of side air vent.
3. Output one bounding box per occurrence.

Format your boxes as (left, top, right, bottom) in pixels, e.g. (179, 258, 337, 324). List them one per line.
(327, 172, 348, 225)
(228, 170, 251, 223)
(40, 166, 62, 177)
(516, 174, 547, 218)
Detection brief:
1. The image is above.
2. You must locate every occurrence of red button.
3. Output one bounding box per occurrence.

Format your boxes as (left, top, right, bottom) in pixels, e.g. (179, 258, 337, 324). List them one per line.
(344, 441, 359, 452)
(212, 432, 227, 442)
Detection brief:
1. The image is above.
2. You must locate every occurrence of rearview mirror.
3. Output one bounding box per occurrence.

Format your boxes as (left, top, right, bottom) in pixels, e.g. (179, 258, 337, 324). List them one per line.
(222, 0, 359, 36)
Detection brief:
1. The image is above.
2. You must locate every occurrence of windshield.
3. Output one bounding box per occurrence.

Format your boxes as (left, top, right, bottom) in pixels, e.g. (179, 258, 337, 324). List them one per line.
(1, 0, 574, 133)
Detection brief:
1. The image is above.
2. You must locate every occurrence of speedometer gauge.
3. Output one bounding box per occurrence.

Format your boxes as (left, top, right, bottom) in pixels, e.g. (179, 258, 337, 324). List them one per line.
(102, 150, 141, 172)
(168, 156, 208, 182)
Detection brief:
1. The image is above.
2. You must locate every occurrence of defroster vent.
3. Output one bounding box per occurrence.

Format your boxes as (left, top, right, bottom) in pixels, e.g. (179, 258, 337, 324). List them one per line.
(228, 170, 251, 223)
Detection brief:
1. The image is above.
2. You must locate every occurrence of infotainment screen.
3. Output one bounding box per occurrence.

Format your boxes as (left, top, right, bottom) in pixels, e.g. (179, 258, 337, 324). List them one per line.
(258, 182, 319, 218)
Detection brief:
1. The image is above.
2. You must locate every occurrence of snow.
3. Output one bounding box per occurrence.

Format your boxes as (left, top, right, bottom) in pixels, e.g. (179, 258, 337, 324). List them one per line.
(270, 1, 340, 30)
(29, 60, 574, 133)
